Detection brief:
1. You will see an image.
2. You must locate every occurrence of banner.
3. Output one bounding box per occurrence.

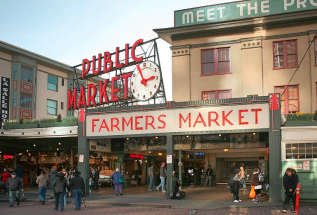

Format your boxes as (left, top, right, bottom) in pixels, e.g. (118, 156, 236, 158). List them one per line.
(0, 76, 10, 129)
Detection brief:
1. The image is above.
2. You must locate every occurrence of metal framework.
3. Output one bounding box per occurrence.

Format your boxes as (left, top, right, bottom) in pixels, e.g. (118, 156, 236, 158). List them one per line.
(71, 38, 166, 112)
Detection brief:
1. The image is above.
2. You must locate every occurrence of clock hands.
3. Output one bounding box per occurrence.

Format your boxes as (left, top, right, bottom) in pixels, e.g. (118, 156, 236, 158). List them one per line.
(145, 76, 155, 81)
(137, 65, 155, 86)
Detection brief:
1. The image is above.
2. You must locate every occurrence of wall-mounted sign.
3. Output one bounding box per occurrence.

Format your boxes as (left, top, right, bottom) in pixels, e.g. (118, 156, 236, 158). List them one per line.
(86, 103, 269, 137)
(293, 164, 302, 170)
(89, 139, 111, 152)
(128, 154, 144, 159)
(303, 161, 310, 171)
(0, 76, 10, 129)
(174, 0, 317, 27)
(270, 94, 280, 111)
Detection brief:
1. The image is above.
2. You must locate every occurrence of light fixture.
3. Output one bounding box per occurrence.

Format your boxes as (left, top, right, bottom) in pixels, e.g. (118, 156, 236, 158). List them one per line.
(223, 149, 229, 152)
(57, 148, 59, 151)
(33, 144, 36, 147)
(158, 152, 163, 156)
(0, 151, 2, 153)
(148, 151, 151, 154)
(58, 142, 61, 145)
(50, 146, 52, 149)
(127, 138, 129, 140)
(186, 135, 189, 138)
(253, 133, 256, 135)
(26, 150, 28, 152)
(219, 134, 222, 136)
(155, 136, 158, 139)
(18, 153, 22, 155)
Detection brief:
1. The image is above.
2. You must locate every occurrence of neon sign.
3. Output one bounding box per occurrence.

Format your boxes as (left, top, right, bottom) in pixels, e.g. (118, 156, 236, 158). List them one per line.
(128, 154, 144, 159)
(3, 155, 13, 159)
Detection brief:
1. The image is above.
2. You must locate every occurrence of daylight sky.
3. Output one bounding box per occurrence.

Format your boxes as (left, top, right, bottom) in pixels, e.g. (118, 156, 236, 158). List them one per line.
(0, 0, 238, 101)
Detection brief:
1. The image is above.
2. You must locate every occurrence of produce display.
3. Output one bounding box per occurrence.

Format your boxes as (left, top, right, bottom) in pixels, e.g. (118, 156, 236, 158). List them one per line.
(100, 170, 115, 177)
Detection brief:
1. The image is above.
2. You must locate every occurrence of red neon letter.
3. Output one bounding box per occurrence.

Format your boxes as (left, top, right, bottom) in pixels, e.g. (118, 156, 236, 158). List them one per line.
(99, 80, 109, 104)
(131, 39, 143, 62)
(87, 84, 96, 107)
(92, 54, 102, 75)
(67, 88, 77, 110)
(99, 119, 110, 132)
(92, 119, 99, 132)
(122, 117, 133, 131)
(193, 113, 207, 127)
(82, 59, 90, 79)
(145, 116, 155, 130)
(251, 108, 262, 124)
(103, 51, 113, 73)
(158, 115, 166, 129)
(77, 86, 86, 108)
(208, 111, 220, 126)
(125, 43, 129, 66)
(111, 76, 119, 102)
(222, 110, 233, 126)
(121, 72, 131, 99)
(111, 118, 120, 131)
(179, 113, 191, 128)
(135, 116, 143, 130)
(115, 47, 123, 68)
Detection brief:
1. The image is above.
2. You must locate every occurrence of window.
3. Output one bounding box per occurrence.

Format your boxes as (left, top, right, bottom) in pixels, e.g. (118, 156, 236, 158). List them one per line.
(61, 102, 64, 110)
(13, 64, 18, 79)
(202, 90, 232, 100)
(201, 48, 230, 75)
(273, 40, 298, 69)
(62, 78, 65, 86)
(21, 65, 33, 83)
(315, 37, 317, 66)
(47, 75, 58, 91)
(47, 99, 57, 115)
(275, 85, 299, 114)
(20, 93, 32, 109)
(286, 143, 317, 159)
(13, 92, 17, 107)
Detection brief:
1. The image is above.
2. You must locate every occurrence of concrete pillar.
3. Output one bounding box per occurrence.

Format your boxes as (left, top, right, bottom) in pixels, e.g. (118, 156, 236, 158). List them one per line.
(166, 134, 174, 197)
(13, 152, 17, 169)
(116, 153, 125, 185)
(178, 150, 182, 189)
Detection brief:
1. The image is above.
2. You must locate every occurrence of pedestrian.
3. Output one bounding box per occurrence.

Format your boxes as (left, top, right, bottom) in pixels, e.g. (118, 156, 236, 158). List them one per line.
(1, 167, 10, 195)
(6, 172, 24, 207)
(281, 168, 298, 213)
(194, 167, 201, 187)
(30, 169, 36, 188)
(230, 169, 242, 203)
(250, 168, 262, 203)
(53, 172, 69, 211)
(94, 167, 100, 190)
(156, 162, 166, 192)
(14, 165, 24, 179)
(48, 167, 58, 199)
(205, 165, 213, 187)
(70, 171, 85, 210)
(62, 170, 69, 206)
(148, 164, 156, 191)
(240, 163, 247, 189)
(36, 170, 49, 205)
(227, 162, 236, 188)
(172, 172, 181, 199)
(111, 168, 123, 196)
(89, 167, 93, 193)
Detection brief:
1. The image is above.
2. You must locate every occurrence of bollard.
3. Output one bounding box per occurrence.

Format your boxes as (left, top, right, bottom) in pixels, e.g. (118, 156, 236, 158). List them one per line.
(295, 183, 300, 214)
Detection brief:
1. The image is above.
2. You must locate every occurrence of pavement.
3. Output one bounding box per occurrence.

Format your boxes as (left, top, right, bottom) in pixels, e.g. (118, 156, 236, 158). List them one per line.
(0, 185, 316, 214)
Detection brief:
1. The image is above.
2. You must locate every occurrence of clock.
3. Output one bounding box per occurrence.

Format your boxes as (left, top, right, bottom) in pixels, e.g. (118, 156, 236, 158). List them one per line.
(131, 61, 161, 101)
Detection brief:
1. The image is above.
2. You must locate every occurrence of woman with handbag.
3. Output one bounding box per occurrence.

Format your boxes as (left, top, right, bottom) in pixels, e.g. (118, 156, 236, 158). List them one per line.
(111, 168, 123, 196)
(250, 168, 262, 203)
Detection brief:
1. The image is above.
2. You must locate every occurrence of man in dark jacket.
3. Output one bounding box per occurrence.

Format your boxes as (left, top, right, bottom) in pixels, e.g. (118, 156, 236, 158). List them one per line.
(6, 172, 24, 207)
(94, 167, 100, 190)
(48, 167, 58, 198)
(205, 165, 213, 187)
(70, 171, 85, 210)
(282, 168, 298, 213)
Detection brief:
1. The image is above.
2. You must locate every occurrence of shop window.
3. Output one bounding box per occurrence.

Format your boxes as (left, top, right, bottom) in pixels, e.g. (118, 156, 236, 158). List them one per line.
(13, 64, 18, 79)
(201, 48, 231, 75)
(20, 93, 32, 109)
(274, 85, 299, 114)
(21, 65, 33, 83)
(13, 92, 17, 107)
(47, 99, 57, 115)
(48, 75, 58, 91)
(202, 90, 232, 100)
(286, 143, 317, 159)
(273, 40, 298, 69)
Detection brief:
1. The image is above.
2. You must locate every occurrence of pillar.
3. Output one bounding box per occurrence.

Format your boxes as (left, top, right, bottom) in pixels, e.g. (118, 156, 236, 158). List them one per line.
(70, 149, 74, 167)
(166, 134, 174, 197)
(13, 152, 17, 169)
(178, 150, 182, 190)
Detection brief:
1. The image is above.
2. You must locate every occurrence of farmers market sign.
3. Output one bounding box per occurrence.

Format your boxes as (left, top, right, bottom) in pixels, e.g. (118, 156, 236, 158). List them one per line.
(174, 0, 317, 27)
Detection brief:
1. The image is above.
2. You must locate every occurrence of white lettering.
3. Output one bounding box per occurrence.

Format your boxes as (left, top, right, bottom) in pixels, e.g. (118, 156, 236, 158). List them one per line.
(311, 0, 317, 6)
(297, 0, 307, 8)
(182, 12, 194, 24)
(248, 2, 258, 15)
(236, 4, 246, 16)
(197, 10, 204, 22)
(207, 8, 215, 20)
(284, 0, 295, 10)
(217, 6, 225, 18)
(261, 0, 270, 13)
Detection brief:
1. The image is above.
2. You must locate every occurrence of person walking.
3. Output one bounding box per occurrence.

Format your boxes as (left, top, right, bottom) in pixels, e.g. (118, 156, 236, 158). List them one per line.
(240, 163, 247, 189)
(156, 162, 166, 192)
(70, 171, 85, 210)
(230, 169, 242, 203)
(30, 169, 36, 188)
(53, 172, 69, 211)
(36, 170, 49, 205)
(194, 167, 201, 187)
(227, 162, 236, 188)
(250, 168, 263, 203)
(48, 167, 58, 199)
(94, 167, 100, 190)
(111, 168, 123, 196)
(1, 168, 10, 195)
(6, 172, 24, 207)
(148, 164, 156, 191)
(281, 168, 298, 213)
(205, 165, 213, 187)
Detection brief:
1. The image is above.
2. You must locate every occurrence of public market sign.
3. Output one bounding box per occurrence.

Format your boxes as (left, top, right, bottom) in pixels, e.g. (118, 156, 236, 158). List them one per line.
(174, 0, 317, 27)
(86, 103, 269, 137)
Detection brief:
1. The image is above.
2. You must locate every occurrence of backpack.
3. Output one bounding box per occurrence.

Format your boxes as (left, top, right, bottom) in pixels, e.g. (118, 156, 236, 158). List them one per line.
(119, 176, 124, 184)
(258, 172, 265, 183)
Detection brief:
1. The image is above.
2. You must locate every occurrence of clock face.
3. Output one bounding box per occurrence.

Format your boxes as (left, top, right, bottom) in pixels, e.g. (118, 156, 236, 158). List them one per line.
(131, 61, 161, 101)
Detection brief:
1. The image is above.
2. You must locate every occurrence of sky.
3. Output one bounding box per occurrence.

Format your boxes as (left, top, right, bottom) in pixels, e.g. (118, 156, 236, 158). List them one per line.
(0, 0, 238, 101)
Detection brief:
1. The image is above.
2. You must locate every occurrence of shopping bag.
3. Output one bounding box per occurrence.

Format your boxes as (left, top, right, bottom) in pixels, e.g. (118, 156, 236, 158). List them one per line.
(249, 186, 256, 199)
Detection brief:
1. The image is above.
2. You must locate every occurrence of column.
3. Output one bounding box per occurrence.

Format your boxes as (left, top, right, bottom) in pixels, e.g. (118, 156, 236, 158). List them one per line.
(13, 152, 17, 169)
(70, 149, 74, 167)
(178, 150, 182, 190)
(116, 153, 125, 186)
(166, 134, 174, 197)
